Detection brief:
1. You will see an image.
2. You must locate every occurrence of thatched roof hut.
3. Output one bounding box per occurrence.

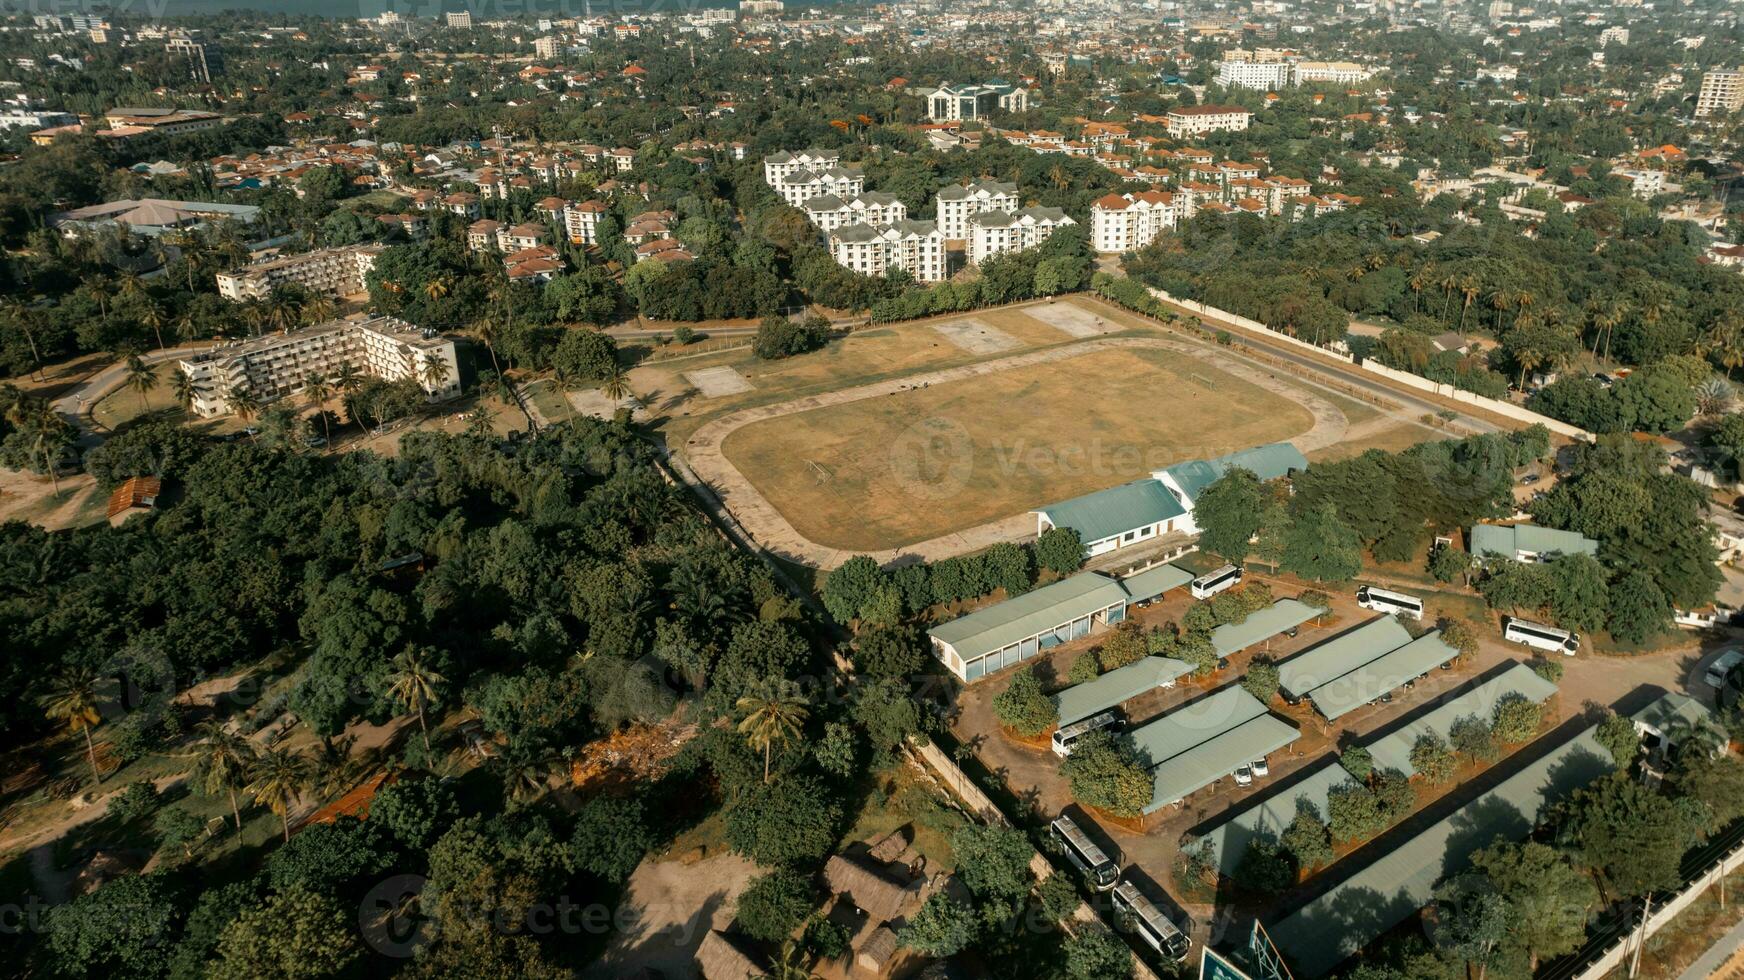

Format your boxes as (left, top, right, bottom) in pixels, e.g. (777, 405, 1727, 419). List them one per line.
(824, 853, 916, 924)
(855, 923, 900, 974)
(696, 930, 761, 980)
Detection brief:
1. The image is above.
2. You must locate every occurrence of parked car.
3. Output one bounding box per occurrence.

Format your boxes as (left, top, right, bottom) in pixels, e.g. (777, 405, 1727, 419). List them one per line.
(1251, 758, 1269, 778)
(1233, 765, 1254, 787)
(1704, 648, 1744, 691)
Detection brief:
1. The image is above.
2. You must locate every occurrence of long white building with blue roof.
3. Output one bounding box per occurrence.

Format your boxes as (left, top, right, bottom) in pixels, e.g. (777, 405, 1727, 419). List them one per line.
(1032, 443, 1308, 558)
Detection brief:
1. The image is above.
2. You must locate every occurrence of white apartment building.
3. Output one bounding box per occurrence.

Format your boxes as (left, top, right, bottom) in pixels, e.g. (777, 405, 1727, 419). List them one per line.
(935, 180, 1020, 239)
(763, 148, 839, 186)
(563, 199, 608, 244)
(1614, 168, 1666, 199)
(0, 108, 76, 130)
(1217, 59, 1292, 90)
(178, 316, 460, 418)
(1698, 69, 1744, 117)
(804, 191, 906, 232)
(534, 36, 563, 58)
(1165, 105, 1254, 138)
(968, 207, 1075, 265)
(829, 220, 947, 283)
(445, 10, 472, 28)
(1090, 191, 1177, 253)
(773, 167, 863, 207)
(216, 244, 386, 302)
(1292, 61, 1372, 85)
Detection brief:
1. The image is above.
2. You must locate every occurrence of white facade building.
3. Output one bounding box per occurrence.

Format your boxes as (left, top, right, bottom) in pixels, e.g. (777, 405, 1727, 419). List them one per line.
(968, 207, 1075, 265)
(563, 199, 608, 244)
(804, 191, 906, 232)
(1217, 59, 1292, 90)
(935, 180, 1020, 239)
(215, 244, 386, 302)
(1090, 192, 1177, 253)
(829, 220, 947, 282)
(177, 316, 460, 418)
(1165, 105, 1254, 138)
(925, 83, 1030, 122)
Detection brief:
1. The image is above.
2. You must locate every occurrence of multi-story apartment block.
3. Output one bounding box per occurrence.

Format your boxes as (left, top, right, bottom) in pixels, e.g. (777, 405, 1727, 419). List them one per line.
(1217, 59, 1292, 90)
(772, 167, 863, 208)
(563, 199, 608, 244)
(166, 33, 221, 83)
(0, 108, 76, 130)
(215, 244, 386, 302)
(968, 207, 1075, 265)
(103, 107, 222, 136)
(445, 10, 472, 28)
(925, 83, 1030, 122)
(804, 192, 906, 232)
(829, 220, 947, 282)
(764, 149, 840, 186)
(1291, 61, 1372, 85)
(935, 180, 1020, 239)
(1698, 69, 1744, 117)
(534, 35, 563, 58)
(1165, 105, 1254, 138)
(178, 316, 460, 418)
(1090, 192, 1177, 253)
(467, 220, 550, 253)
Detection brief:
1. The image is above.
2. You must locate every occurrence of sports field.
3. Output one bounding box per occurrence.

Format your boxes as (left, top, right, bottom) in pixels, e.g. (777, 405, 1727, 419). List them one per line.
(719, 345, 1319, 551)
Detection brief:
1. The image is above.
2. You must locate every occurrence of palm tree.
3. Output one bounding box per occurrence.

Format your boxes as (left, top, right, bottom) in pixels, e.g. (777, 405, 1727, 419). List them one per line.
(1514, 346, 1545, 391)
(5, 398, 65, 495)
(385, 647, 444, 754)
(420, 356, 452, 393)
(301, 294, 336, 326)
(1, 298, 45, 380)
(41, 667, 106, 790)
(759, 940, 821, 980)
(1456, 276, 1482, 331)
(600, 366, 632, 403)
(140, 301, 169, 350)
(171, 368, 196, 413)
(124, 354, 158, 415)
(737, 680, 808, 784)
(246, 747, 315, 842)
(189, 719, 255, 831)
(116, 270, 147, 304)
(495, 749, 558, 803)
(227, 385, 262, 434)
(423, 276, 452, 302)
(302, 373, 334, 446)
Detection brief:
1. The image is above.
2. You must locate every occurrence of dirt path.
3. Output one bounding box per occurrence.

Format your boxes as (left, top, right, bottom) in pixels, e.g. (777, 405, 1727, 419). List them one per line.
(682, 335, 1356, 570)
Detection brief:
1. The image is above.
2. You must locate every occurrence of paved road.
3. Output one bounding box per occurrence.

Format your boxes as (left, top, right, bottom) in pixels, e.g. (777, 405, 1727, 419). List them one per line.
(49, 344, 213, 441)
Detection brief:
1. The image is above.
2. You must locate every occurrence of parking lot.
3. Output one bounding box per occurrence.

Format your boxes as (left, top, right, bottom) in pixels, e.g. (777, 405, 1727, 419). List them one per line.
(948, 570, 1716, 950)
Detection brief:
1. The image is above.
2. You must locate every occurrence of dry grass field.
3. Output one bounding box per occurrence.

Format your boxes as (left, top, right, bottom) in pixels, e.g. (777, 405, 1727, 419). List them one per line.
(719, 345, 1319, 551)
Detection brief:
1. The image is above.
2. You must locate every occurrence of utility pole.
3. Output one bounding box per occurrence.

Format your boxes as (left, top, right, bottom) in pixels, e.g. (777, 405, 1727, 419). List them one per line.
(1628, 893, 1653, 978)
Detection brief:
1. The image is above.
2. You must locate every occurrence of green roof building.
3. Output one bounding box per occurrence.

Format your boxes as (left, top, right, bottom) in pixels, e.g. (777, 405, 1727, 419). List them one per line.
(1032, 442, 1308, 559)
(1054, 655, 1194, 727)
(1469, 523, 1599, 563)
(1305, 631, 1462, 721)
(1125, 685, 1300, 814)
(928, 572, 1130, 682)
(1210, 599, 1321, 659)
(1274, 616, 1412, 700)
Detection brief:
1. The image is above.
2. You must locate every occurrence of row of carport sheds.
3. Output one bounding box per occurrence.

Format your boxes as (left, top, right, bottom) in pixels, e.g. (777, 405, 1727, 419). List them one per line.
(1050, 602, 1463, 816)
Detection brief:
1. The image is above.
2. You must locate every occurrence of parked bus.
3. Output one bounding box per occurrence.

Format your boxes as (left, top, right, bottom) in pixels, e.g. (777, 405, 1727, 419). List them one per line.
(1112, 879, 1191, 961)
(1502, 616, 1580, 656)
(1051, 710, 1121, 758)
(1191, 564, 1243, 600)
(1356, 585, 1424, 621)
(1049, 815, 1119, 891)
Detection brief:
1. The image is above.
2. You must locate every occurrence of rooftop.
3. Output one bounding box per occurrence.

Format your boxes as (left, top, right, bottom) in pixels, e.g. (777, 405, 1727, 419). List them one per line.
(1308, 632, 1462, 721)
(1034, 478, 1184, 545)
(1210, 599, 1321, 659)
(1470, 523, 1599, 559)
(1276, 617, 1415, 701)
(927, 572, 1129, 663)
(1054, 655, 1194, 728)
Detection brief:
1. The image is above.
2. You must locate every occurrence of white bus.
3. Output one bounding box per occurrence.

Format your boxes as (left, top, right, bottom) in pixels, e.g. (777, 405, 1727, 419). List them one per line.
(1112, 879, 1191, 961)
(1357, 585, 1424, 621)
(1052, 710, 1121, 758)
(1502, 617, 1580, 656)
(1191, 564, 1243, 600)
(1049, 815, 1119, 891)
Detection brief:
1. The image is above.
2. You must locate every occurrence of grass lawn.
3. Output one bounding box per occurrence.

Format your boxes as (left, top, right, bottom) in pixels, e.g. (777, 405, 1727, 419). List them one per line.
(92, 362, 185, 430)
(719, 345, 1317, 552)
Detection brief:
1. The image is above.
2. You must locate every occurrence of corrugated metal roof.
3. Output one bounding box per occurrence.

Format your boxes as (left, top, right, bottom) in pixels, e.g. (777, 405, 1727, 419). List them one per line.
(1034, 479, 1185, 545)
(1632, 691, 1718, 737)
(1470, 523, 1598, 559)
(1271, 720, 1622, 977)
(1276, 617, 1414, 699)
(1207, 762, 1359, 876)
(1146, 714, 1301, 814)
(1367, 663, 1559, 777)
(1159, 442, 1308, 502)
(1127, 686, 1268, 766)
(927, 572, 1129, 662)
(1211, 599, 1322, 659)
(1055, 656, 1194, 727)
(1308, 632, 1462, 721)
(1121, 563, 1194, 603)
